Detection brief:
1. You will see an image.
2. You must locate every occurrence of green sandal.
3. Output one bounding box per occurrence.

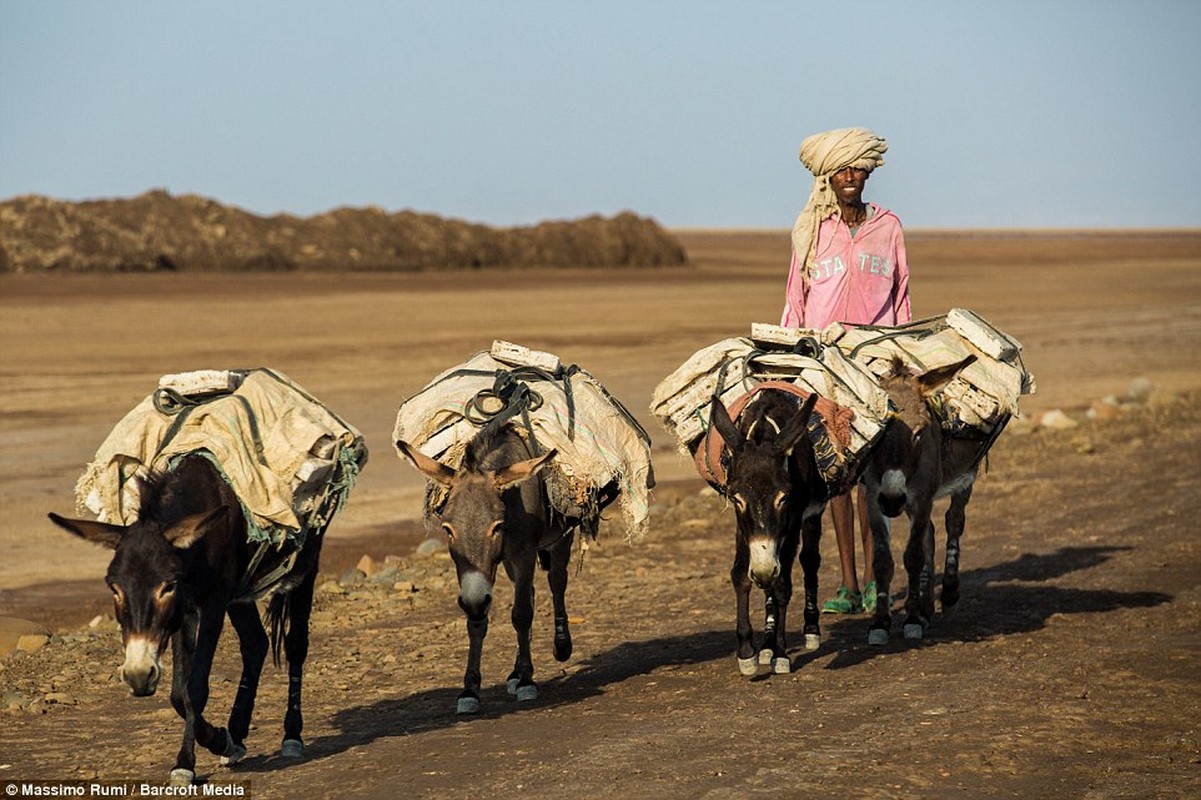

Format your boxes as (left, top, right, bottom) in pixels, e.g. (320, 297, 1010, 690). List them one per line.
(821, 585, 863, 614)
(862, 581, 878, 613)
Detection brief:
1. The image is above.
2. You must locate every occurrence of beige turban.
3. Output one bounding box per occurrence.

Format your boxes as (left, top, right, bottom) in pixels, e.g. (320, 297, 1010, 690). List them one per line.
(790, 127, 888, 278)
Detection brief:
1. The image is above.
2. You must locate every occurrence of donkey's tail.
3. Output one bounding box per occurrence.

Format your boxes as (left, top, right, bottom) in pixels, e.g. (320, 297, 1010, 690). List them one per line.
(265, 591, 290, 668)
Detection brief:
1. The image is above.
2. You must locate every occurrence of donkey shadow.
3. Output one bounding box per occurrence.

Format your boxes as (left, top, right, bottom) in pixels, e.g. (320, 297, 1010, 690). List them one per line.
(230, 545, 1167, 772)
(819, 544, 1172, 670)
(230, 628, 734, 772)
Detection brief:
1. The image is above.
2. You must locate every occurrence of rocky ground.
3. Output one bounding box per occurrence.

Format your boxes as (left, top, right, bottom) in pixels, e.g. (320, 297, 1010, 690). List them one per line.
(2, 388, 1199, 799)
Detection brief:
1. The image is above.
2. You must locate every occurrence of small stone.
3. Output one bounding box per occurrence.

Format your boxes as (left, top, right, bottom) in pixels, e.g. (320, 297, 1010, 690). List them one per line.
(1, 617, 51, 654)
(16, 634, 49, 653)
(1039, 409, 1079, 431)
(1126, 377, 1155, 403)
(356, 554, 379, 577)
(415, 538, 443, 559)
(318, 580, 347, 595)
(338, 567, 366, 588)
(1087, 398, 1121, 422)
(369, 567, 400, 585)
(44, 692, 77, 706)
(393, 581, 416, 594)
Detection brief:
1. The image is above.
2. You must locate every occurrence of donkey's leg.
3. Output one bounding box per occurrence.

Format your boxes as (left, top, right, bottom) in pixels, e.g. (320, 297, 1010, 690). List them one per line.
(546, 530, 576, 663)
(798, 512, 823, 653)
(865, 491, 895, 645)
(280, 569, 317, 757)
(902, 504, 936, 640)
(508, 555, 538, 702)
(759, 595, 777, 666)
(171, 604, 227, 786)
(941, 484, 973, 618)
(458, 609, 488, 714)
(731, 534, 757, 676)
(221, 603, 269, 765)
(169, 616, 196, 782)
(764, 530, 800, 674)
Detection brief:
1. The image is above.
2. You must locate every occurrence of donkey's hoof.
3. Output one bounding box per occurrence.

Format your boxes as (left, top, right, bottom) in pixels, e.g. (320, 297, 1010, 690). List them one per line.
(218, 729, 246, 766)
(456, 696, 481, 715)
(280, 739, 304, 758)
(737, 656, 759, 676)
(515, 684, 538, 702)
(803, 633, 821, 651)
(771, 656, 791, 674)
(507, 677, 520, 695)
(757, 648, 773, 666)
(903, 623, 925, 641)
(169, 769, 195, 787)
(867, 628, 890, 646)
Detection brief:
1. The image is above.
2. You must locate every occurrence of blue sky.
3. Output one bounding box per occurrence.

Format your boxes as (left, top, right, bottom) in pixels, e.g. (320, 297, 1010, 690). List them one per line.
(2, 1, 1199, 229)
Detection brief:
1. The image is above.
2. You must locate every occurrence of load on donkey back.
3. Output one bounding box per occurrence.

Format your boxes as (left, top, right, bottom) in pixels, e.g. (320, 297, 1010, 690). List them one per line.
(394, 341, 654, 714)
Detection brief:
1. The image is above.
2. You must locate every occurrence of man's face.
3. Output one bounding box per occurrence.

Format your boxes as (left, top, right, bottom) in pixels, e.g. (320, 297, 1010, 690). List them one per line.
(830, 166, 869, 203)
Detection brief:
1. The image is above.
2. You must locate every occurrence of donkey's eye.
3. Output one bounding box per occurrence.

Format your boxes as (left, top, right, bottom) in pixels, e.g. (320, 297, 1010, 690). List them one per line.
(488, 522, 504, 538)
(774, 492, 787, 508)
(732, 494, 748, 513)
(442, 523, 456, 541)
(109, 583, 125, 603)
(159, 581, 177, 598)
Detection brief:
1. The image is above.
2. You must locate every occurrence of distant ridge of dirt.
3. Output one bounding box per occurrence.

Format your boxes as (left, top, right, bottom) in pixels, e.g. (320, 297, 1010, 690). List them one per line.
(0, 191, 689, 273)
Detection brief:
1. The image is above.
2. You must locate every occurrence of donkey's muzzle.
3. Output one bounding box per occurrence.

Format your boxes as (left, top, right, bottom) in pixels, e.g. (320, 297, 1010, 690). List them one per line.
(457, 571, 493, 619)
(748, 538, 781, 588)
(120, 637, 162, 696)
(878, 470, 908, 518)
(878, 493, 906, 518)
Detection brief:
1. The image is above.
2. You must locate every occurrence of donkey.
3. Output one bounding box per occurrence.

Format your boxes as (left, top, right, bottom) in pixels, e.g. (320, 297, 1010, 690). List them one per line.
(860, 355, 987, 645)
(709, 389, 830, 676)
(397, 423, 574, 714)
(48, 454, 325, 786)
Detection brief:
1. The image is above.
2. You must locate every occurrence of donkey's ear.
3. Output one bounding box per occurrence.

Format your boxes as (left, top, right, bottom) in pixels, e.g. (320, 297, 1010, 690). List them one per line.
(709, 395, 745, 452)
(47, 513, 125, 549)
(164, 506, 228, 550)
(917, 355, 977, 396)
(396, 440, 456, 486)
(492, 449, 557, 491)
(778, 393, 818, 456)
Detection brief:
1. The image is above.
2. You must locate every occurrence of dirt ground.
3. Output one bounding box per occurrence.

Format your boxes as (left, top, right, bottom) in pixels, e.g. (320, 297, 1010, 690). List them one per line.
(1, 230, 1199, 798)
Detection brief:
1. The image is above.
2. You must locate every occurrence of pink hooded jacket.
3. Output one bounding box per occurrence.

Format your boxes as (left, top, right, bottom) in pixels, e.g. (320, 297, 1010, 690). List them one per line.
(781, 203, 912, 329)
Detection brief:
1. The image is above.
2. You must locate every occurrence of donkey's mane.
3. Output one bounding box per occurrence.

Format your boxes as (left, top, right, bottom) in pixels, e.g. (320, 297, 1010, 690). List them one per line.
(883, 355, 912, 380)
(742, 391, 798, 446)
(463, 422, 525, 472)
(135, 464, 189, 523)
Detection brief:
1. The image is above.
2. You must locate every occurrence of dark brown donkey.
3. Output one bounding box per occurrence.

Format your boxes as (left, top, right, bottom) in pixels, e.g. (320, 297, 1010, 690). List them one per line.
(709, 390, 829, 676)
(48, 454, 326, 786)
(397, 422, 573, 714)
(860, 355, 989, 645)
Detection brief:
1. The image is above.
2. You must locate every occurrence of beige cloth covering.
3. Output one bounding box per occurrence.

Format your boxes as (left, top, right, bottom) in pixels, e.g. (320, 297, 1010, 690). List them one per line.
(74, 368, 367, 546)
(393, 348, 654, 542)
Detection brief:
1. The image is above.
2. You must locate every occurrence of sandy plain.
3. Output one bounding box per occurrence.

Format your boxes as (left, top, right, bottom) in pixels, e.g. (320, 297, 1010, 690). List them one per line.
(1, 229, 1199, 797)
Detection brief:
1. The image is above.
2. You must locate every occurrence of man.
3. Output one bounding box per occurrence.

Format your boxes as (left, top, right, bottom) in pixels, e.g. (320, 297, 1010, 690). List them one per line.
(781, 127, 912, 614)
